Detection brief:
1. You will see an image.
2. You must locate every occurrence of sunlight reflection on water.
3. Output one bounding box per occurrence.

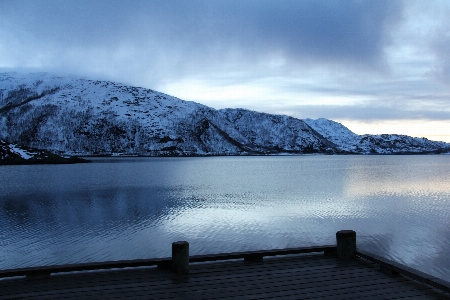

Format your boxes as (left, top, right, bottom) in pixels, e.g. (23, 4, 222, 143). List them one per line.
(0, 155, 449, 280)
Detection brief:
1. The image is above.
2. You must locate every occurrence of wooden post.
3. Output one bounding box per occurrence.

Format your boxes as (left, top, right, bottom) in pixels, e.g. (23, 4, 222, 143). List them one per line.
(172, 241, 189, 274)
(336, 230, 356, 260)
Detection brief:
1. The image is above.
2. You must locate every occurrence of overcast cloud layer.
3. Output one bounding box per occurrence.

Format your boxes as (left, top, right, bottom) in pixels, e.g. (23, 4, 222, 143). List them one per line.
(1, 0, 449, 141)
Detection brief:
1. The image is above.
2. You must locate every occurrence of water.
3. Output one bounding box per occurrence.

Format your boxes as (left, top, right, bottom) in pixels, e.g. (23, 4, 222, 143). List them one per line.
(1, 155, 449, 280)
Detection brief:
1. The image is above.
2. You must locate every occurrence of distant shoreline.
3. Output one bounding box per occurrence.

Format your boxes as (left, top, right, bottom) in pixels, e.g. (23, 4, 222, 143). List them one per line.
(0, 156, 91, 165)
(79, 151, 449, 158)
(2, 151, 449, 166)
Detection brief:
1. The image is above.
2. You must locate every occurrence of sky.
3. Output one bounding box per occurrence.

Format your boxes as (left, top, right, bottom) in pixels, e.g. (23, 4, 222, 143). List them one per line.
(0, 0, 449, 142)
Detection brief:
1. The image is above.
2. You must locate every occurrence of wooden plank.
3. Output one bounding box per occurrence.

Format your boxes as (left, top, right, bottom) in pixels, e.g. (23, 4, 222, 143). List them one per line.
(0, 257, 170, 278)
(0, 262, 383, 298)
(142, 256, 442, 298)
(0, 267, 400, 296)
(1, 255, 366, 292)
(1, 253, 448, 300)
(0, 263, 380, 298)
(0, 245, 336, 278)
(3, 276, 444, 300)
(0, 259, 403, 298)
(1, 264, 436, 297)
(0, 281, 412, 299)
(177, 256, 361, 278)
(2, 255, 356, 296)
(189, 245, 336, 263)
(356, 250, 450, 295)
(82, 274, 437, 300)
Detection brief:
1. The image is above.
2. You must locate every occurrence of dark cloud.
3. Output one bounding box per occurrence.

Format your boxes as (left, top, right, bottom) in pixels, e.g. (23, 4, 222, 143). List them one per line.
(249, 0, 402, 66)
(0, 0, 403, 78)
(431, 32, 450, 87)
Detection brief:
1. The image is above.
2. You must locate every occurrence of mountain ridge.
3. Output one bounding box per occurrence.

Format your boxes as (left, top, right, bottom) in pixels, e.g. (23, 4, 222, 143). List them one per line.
(1, 72, 448, 158)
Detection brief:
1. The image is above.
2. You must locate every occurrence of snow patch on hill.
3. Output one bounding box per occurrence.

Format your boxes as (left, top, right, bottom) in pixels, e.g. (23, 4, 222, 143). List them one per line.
(0, 140, 89, 164)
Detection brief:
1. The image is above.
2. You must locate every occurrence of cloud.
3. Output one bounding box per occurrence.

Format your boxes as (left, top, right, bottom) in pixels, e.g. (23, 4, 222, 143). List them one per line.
(388, 1, 450, 89)
(431, 29, 450, 87)
(0, 0, 403, 85)
(285, 104, 450, 121)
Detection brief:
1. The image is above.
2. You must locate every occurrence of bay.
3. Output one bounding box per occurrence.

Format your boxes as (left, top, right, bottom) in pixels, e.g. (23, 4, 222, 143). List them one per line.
(0, 155, 449, 281)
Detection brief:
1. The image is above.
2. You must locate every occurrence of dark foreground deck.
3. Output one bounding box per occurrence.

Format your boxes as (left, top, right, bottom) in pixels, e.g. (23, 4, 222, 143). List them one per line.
(1, 253, 449, 300)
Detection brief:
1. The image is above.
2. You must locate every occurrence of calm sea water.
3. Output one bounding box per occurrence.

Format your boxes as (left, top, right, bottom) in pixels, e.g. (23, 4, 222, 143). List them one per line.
(1, 155, 449, 280)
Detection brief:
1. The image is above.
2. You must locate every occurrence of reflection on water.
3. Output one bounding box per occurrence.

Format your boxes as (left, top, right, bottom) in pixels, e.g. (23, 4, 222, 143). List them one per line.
(0, 155, 449, 281)
(344, 156, 450, 196)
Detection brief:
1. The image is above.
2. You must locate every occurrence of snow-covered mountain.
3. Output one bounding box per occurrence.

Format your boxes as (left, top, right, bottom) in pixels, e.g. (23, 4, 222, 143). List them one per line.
(304, 118, 449, 154)
(0, 72, 448, 157)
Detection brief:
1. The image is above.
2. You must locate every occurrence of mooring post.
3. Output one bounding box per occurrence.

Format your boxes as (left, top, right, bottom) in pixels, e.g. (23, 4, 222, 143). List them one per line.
(336, 230, 356, 260)
(172, 241, 189, 274)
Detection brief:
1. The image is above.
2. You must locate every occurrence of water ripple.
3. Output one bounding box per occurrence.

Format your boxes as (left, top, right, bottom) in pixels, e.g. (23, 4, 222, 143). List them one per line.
(1, 155, 449, 281)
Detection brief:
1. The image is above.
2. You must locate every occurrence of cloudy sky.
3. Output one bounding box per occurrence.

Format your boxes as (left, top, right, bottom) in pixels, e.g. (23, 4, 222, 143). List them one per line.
(1, 0, 449, 142)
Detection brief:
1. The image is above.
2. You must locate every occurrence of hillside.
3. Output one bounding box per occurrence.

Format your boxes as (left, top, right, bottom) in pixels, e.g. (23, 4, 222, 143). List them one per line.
(0, 140, 89, 164)
(1, 72, 448, 157)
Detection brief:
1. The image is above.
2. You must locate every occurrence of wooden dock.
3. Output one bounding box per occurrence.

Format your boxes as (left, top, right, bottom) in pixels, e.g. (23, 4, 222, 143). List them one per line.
(1, 231, 449, 299)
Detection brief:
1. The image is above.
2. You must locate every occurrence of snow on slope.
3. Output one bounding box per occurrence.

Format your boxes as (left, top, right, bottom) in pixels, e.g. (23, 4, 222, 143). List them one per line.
(1, 72, 449, 156)
(0, 72, 213, 155)
(1, 140, 36, 160)
(0, 72, 202, 132)
(304, 118, 359, 152)
(220, 109, 335, 153)
(304, 118, 449, 154)
(0, 140, 88, 164)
